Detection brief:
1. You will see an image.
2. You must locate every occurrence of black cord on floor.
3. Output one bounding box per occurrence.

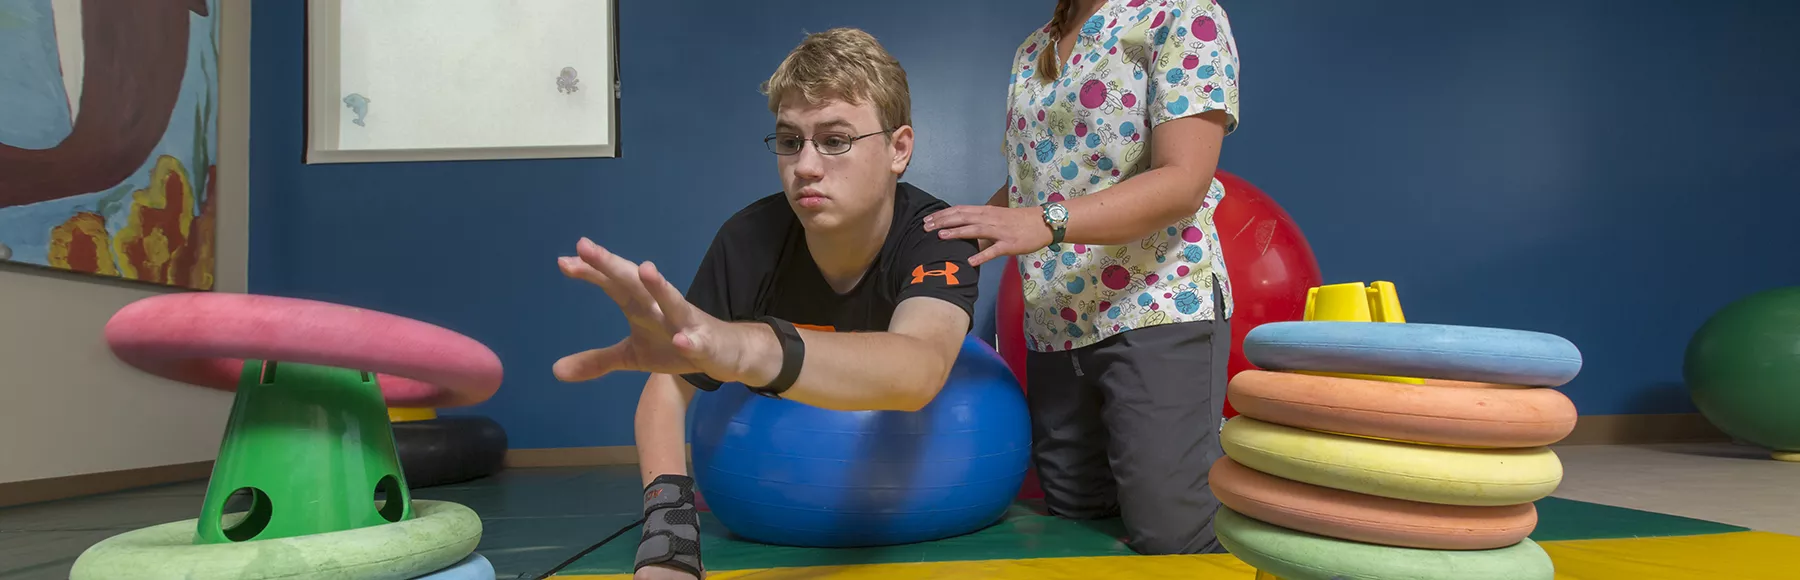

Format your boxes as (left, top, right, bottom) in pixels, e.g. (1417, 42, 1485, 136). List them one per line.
(531, 516, 646, 580)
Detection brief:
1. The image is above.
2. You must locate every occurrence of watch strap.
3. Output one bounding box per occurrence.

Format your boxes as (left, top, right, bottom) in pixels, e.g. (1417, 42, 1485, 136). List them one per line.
(751, 316, 805, 398)
(1043, 204, 1067, 245)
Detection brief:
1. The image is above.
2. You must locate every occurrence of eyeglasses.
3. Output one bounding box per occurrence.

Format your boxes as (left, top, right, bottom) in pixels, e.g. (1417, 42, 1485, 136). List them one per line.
(764, 129, 890, 156)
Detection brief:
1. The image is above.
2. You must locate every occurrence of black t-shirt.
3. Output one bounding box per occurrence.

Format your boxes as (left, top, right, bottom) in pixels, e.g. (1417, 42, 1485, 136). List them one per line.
(678, 182, 980, 390)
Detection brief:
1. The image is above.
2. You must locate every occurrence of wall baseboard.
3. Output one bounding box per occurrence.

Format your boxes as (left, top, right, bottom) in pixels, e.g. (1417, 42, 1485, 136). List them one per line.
(0, 414, 1731, 508)
(0, 461, 213, 509)
(1555, 412, 1730, 446)
(504, 445, 644, 467)
(496, 413, 1732, 466)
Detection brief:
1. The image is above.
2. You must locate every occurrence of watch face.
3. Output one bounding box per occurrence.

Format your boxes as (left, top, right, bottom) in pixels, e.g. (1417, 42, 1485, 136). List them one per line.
(1047, 205, 1068, 223)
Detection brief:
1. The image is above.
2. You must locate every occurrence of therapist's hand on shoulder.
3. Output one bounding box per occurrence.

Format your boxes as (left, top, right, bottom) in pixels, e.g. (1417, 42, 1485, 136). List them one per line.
(923, 205, 1052, 267)
(553, 237, 769, 386)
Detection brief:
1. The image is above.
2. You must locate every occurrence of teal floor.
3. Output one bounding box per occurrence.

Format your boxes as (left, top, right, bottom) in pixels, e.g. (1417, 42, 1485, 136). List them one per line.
(547, 495, 1749, 576)
(0, 466, 650, 580)
(0, 465, 1751, 579)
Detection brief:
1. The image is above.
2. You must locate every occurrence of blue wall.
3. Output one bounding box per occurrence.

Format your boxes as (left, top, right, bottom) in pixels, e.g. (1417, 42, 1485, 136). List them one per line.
(250, 0, 1041, 448)
(1215, 0, 1800, 416)
(252, 0, 1800, 448)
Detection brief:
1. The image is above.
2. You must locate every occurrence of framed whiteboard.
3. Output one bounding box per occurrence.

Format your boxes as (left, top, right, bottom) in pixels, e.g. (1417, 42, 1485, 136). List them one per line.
(305, 0, 618, 164)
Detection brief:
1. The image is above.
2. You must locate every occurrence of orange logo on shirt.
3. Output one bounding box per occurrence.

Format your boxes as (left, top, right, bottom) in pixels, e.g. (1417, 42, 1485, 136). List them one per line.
(911, 262, 961, 285)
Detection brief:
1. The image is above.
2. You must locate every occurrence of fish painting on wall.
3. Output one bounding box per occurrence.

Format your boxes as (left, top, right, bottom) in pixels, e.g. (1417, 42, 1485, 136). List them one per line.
(0, 0, 221, 290)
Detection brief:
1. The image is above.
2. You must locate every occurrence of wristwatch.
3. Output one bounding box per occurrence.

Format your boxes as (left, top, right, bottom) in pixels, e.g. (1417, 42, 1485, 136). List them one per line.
(1041, 202, 1069, 246)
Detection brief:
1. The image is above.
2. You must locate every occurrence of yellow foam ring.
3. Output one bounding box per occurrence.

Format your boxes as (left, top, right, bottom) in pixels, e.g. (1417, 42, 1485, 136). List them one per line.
(389, 407, 437, 422)
(1312, 427, 1496, 450)
(1294, 369, 1426, 384)
(553, 532, 1800, 579)
(1220, 416, 1563, 507)
(1300, 281, 1423, 385)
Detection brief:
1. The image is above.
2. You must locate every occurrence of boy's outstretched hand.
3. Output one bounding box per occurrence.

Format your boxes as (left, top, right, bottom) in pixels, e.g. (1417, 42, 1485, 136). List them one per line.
(553, 238, 773, 387)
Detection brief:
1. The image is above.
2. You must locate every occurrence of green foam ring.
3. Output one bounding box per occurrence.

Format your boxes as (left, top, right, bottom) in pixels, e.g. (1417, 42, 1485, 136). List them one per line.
(1215, 506, 1554, 580)
(195, 359, 413, 544)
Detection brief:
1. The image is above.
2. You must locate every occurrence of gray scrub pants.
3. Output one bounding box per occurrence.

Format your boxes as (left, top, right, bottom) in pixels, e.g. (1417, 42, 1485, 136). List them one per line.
(1025, 284, 1230, 555)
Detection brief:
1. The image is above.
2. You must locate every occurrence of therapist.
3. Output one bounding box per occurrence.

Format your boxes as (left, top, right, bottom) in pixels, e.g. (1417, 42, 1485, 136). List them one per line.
(924, 0, 1243, 555)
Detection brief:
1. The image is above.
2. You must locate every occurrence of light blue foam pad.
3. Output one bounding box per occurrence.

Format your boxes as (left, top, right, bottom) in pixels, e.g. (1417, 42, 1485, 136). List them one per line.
(1243, 321, 1583, 387)
(413, 553, 493, 580)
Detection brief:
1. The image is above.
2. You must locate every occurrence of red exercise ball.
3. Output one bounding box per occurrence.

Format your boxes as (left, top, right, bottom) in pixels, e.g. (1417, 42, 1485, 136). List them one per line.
(997, 255, 1029, 389)
(991, 170, 1319, 466)
(996, 255, 1043, 500)
(1213, 170, 1323, 418)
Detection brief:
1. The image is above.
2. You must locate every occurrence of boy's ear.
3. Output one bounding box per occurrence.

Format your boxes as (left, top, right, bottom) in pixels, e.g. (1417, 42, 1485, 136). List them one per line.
(888, 125, 915, 174)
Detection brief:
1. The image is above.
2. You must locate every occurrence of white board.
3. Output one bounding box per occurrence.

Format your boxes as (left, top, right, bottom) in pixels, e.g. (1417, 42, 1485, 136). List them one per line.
(306, 0, 617, 163)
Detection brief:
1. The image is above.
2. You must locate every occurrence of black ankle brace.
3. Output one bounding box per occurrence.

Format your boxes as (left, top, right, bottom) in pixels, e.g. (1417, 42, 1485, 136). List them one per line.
(634, 474, 702, 576)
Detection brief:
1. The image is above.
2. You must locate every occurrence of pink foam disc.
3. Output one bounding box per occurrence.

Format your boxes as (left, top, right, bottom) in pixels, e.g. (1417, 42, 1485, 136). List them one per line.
(105, 293, 503, 408)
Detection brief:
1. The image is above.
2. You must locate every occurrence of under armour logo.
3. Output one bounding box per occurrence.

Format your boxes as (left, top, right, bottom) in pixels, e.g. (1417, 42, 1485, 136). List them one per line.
(911, 262, 961, 285)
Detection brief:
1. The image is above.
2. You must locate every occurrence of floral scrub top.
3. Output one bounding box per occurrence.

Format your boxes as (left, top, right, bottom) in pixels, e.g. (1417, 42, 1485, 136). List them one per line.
(1004, 0, 1242, 353)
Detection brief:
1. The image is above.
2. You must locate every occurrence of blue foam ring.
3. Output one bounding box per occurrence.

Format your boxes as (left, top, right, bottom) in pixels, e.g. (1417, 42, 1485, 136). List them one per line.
(1243, 321, 1583, 387)
(413, 553, 493, 580)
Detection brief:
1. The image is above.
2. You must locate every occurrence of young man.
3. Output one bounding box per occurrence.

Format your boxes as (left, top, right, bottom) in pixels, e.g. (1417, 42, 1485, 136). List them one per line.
(552, 29, 985, 579)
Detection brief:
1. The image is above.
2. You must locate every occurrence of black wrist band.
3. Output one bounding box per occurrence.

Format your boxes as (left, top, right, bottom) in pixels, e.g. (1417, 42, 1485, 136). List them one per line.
(750, 316, 805, 398)
(678, 372, 725, 392)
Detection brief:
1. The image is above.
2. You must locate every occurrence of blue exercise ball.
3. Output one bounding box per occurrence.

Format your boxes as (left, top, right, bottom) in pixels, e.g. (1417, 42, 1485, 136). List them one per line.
(690, 334, 1032, 548)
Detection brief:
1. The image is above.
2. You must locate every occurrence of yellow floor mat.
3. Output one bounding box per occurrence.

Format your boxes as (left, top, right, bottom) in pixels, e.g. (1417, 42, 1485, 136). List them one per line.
(555, 555, 1253, 579)
(560, 531, 1799, 579)
(1539, 531, 1796, 579)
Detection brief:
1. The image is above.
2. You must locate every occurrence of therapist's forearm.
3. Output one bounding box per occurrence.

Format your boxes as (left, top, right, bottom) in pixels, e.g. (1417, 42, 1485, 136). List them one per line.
(1051, 111, 1229, 246)
(1056, 165, 1213, 246)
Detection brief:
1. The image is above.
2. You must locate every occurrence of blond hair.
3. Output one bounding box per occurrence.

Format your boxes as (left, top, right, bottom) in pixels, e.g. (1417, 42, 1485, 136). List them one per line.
(762, 28, 911, 131)
(1036, 0, 1080, 82)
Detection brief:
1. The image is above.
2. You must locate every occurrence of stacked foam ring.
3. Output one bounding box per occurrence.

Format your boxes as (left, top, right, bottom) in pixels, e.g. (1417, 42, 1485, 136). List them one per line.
(1214, 321, 1583, 580)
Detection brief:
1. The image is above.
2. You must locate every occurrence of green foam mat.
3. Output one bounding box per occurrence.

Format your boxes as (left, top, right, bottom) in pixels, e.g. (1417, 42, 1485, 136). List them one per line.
(1529, 496, 1747, 541)
(553, 503, 1130, 575)
(553, 497, 1749, 575)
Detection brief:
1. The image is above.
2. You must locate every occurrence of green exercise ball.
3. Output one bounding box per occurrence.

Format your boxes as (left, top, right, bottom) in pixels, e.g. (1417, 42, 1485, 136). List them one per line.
(1684, 286, 1800, 461)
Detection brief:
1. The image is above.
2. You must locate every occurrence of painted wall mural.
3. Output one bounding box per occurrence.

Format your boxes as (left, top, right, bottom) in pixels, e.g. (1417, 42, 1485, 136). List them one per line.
(0, 0, 220, 290)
